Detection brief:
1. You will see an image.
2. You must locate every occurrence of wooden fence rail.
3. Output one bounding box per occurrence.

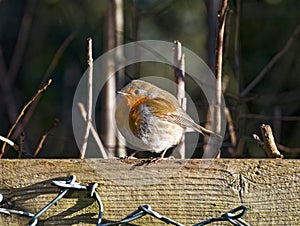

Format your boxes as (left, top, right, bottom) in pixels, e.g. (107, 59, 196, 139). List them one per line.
(0, 159, 299, 225)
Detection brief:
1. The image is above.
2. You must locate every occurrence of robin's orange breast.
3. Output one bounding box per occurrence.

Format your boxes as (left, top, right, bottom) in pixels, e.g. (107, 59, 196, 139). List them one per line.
(128, 97, 184, 153)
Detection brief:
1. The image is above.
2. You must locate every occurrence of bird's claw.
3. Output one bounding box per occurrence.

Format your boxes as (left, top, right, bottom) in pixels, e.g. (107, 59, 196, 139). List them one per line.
(119, 155, 138, 160)
(142, 155, 174, 165)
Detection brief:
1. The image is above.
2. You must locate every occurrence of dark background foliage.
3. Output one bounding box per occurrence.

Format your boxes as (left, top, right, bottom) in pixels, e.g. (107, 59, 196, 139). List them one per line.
(0, 0, 299, 158)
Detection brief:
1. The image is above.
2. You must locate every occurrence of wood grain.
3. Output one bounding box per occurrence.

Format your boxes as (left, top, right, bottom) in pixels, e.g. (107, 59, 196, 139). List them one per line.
(0, 159, 299, 225)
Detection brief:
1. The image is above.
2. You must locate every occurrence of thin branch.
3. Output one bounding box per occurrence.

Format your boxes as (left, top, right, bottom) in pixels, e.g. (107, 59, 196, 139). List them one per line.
(8, 0, 37, 83)
(253, 124, 283, 158)
(254, 134, 300, 154)
(273, 106, 282, 141)
(42, 32, 77, 83)
(240, 114, 300, 121)
(0, 47, 19, 123)
(11, 33, 77, 139)
(0, 79, 52, 158)
(173, 40, 186, 159)
(234, 0, 241, 94)
(222, 76, 238, 157)
(225, 107, 237, 155)
(102, 0, 118, 156)
(78, 103, 108, 159)
(241, 23, 300, 97)
(115, 0, 126, 157)
(174, 40, 186, 104)
(33, 118, 59, 157)
(18, 132, 25, 158)
(0, 47, 7, 74)
(0, 135, 19, 151)
(252, 134, 264, 148)
(80, 38, 93, 159)
(212, 0, 228, 158)
(236, 137, 246, 157)
(276, 143, 300, 153)
(215, 0, 228, 134)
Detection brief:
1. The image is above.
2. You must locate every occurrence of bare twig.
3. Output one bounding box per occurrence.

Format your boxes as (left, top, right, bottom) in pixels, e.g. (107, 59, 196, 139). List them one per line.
(225, 107, 238, 156)
(254, 134, 299, 154)
(115, 0, 126, 157)
(241, 23, 300, 97)
(42, 32, 77, 83)
(173, 40, 186, 159)
(276, 143, 300, 153)
(253, 124, 283, 158)
(18, 132, 25, 158)
(0, 47, 19, 123)
(0, 135, 19, 151)
(204, 0, 219, 70)
(222, 76, 238, 157)
(0, 79, 52, 158)
(260, 124, 282, 158)
(8, 0, 37, 83)
(0, 1, 38, 125)
(240, 114, 300, 121)
(115, 0, 124, 47)
(213, 0, 228, 158)
(101, 0, 118, 156)
(215, 0, 228, 133)
(78, 103, 108, 159)
(236, 137, 246, 157)
(0, 1, 35, 135)
(80, 38, 93, 159)
(11, 33, 76, 140)
(174, 40, 186, 106)
(273, 106, 282, 141)
(252, 134, 264, 148)
(234, 0, 241, 93)
(33, 118, 59, 157)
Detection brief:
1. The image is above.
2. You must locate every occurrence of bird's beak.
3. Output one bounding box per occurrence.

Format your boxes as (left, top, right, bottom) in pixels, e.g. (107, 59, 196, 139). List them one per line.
(117, 91, 129, 96)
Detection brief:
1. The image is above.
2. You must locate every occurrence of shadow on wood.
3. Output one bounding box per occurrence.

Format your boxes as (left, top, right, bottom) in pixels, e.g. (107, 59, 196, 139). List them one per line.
(0, 159, 299, 225)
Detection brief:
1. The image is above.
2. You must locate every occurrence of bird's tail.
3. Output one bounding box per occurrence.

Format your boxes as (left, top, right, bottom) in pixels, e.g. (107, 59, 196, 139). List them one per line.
(194, 124, 222, 139)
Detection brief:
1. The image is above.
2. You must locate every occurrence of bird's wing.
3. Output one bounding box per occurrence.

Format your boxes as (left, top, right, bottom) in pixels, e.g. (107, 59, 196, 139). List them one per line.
(143, 97, 220, 137)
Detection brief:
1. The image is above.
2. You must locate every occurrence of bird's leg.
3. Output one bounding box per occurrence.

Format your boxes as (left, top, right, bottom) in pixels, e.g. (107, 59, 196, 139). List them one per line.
(119, 150, 138, 159)
(129, 150, 139, 158)
(147, 149, 170, 164)
(159, 149, 168, 159)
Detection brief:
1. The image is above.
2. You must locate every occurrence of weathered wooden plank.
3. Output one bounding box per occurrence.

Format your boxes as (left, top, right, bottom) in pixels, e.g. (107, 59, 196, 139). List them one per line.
(0, 159, 299, 225)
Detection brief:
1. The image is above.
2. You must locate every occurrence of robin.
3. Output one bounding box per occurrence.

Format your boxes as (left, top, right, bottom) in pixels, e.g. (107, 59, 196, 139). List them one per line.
(115, 79, 221, 161)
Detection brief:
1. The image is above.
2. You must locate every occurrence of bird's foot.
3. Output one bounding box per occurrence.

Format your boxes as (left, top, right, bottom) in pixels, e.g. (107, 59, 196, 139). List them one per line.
(130, 155, 174, 169)
(143, 155, 175, 165)
(119, 155, 137, 160)
(119, 151, 138, 159)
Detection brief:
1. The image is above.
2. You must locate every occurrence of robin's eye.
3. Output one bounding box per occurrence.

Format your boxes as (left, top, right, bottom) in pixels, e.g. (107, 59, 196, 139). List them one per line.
(134, 89, 140, 95)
